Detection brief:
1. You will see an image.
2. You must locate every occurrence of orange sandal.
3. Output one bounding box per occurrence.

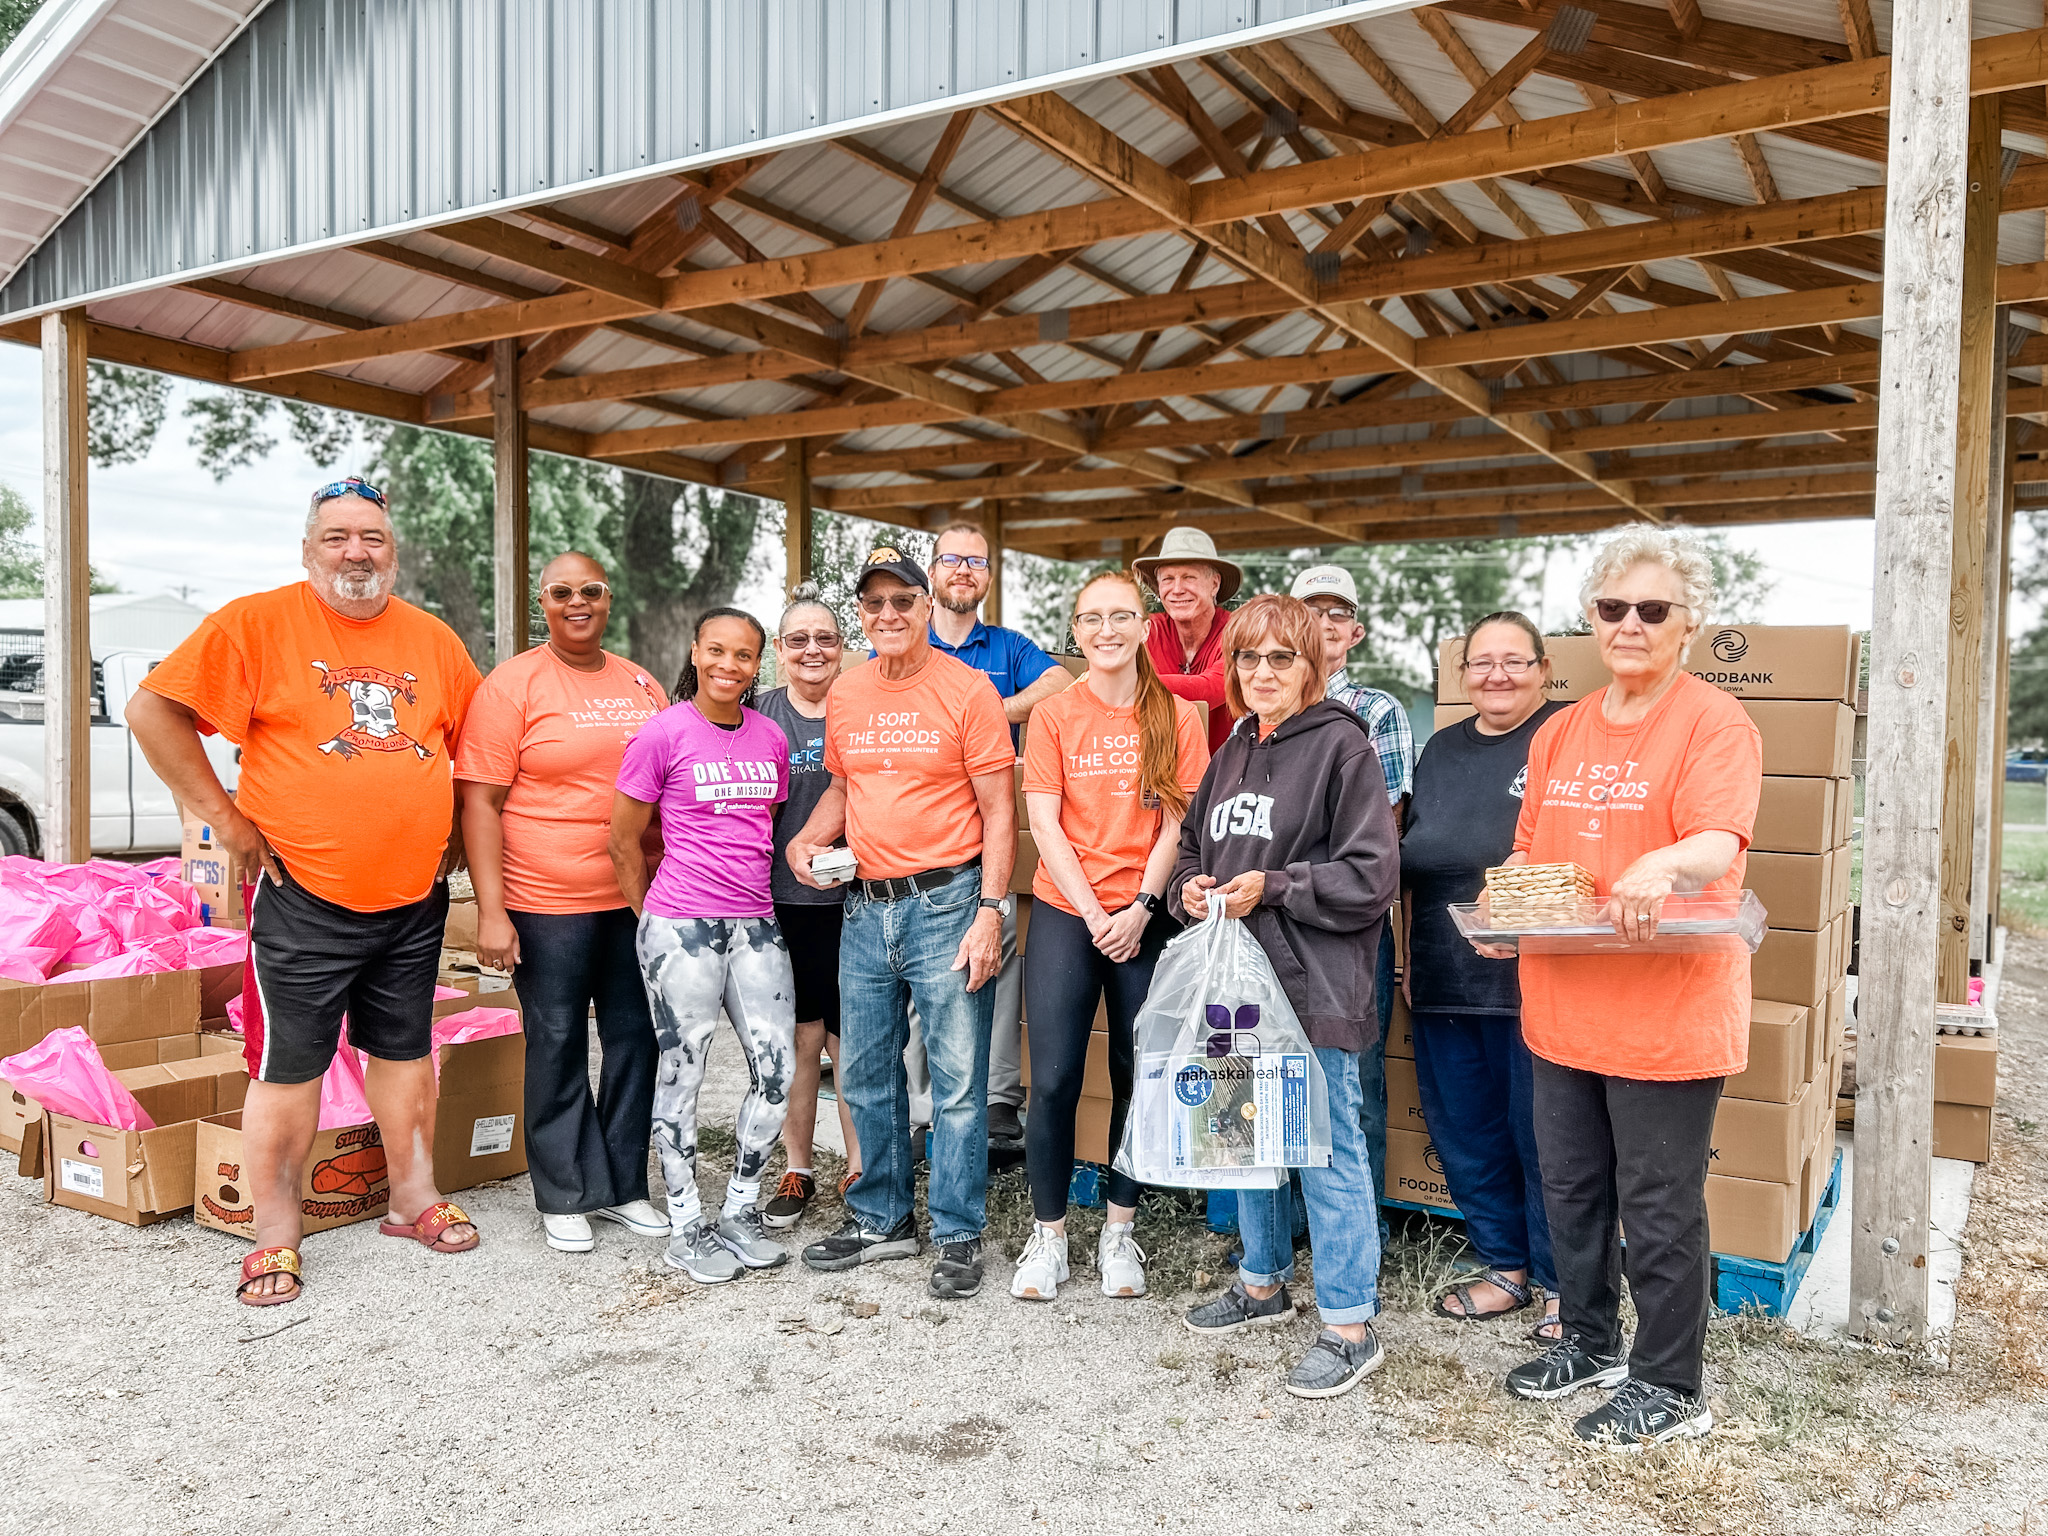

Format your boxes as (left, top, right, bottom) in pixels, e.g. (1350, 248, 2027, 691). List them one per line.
(379, 1201, 480, 1253)
(237, 1246, 303, 1307)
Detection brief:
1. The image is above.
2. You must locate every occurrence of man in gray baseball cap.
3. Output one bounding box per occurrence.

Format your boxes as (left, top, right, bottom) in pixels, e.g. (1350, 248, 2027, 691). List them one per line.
(1133, 526, 1242, 751)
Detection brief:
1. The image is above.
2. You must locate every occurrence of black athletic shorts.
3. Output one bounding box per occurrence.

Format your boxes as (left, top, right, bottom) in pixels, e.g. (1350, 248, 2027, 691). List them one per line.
(774, 901, 843, 1035)
(240, 866, 450, 1085)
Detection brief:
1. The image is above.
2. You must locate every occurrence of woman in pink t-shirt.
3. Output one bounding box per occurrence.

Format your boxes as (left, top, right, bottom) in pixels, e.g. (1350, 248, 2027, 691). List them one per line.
(455, 554, 670, 1257)
(610, 608, 796, 1285)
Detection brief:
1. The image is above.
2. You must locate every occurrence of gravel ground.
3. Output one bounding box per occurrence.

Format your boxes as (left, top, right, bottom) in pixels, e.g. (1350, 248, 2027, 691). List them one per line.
(5, 955, 2048, 1535)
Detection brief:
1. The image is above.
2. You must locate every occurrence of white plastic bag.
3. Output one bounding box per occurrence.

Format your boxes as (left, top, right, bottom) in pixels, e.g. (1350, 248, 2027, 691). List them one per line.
(1113, 906, 1332, 1189)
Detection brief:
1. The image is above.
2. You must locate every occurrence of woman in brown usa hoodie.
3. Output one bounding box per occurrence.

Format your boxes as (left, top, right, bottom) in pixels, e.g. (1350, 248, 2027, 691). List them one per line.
(1170, 594, 1401, 1401)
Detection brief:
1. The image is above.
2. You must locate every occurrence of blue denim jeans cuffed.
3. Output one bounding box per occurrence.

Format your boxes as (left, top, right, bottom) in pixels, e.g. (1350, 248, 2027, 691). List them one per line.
(1236, 1042, 1382, 1325)
(837, 866, 994, 1244)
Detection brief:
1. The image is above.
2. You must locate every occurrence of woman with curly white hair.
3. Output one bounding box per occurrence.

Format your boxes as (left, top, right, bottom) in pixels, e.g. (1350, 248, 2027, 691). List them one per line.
(1489, 527, 1761, 1447)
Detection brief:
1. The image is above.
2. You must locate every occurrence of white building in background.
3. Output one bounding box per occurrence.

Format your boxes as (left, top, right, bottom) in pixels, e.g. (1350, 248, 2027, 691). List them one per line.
(0, 593, 208, 658)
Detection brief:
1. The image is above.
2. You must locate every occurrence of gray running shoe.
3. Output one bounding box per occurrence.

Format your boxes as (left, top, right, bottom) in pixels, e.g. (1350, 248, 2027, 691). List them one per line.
(802, 1215, 922, 1272)
(1184, 1279, 1294, 1334)
(1573, 1378, 1713, 1448)
(1284, 1326, 1385, 1399)
(714, 1205, 790, 1270)
(929, 1238, 984, 1299)
(664, 1221, 744, 1284)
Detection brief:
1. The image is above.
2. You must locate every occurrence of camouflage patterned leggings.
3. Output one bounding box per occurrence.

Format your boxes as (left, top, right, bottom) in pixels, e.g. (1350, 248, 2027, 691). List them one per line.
(634, 915, 797, 1228)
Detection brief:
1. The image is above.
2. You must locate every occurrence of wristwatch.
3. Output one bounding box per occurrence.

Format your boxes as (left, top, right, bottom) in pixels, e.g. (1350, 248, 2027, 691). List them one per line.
(1132, 891, 1164, 916)
(978, 895, 1012, 917)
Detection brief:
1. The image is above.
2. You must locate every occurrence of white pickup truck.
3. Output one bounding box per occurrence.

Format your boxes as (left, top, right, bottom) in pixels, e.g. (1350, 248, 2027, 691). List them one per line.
(0, 641, 239, 857)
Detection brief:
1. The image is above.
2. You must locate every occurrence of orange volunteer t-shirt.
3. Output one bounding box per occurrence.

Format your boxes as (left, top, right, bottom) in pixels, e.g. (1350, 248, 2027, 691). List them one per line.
(1512, 673, 1763, 1081)
(452, 646, 667, 913)
(1021, 683, 1209, 915)
(823, 650, 1015, 881)
(142, 583, 482, 913)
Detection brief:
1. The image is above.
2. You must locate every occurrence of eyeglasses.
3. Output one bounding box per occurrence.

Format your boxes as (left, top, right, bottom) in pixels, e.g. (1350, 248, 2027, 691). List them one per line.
(779, 630, 843, 651)
(858, 592, 923, 616)
(313, 476, 386, 508)
(1232, 648, 1301, 673)
(1073, 610, 1141, 632)
(934, 553, 989, 571)
(1462, 657, 1540, 676)
(1307, 602, 1357, 623)
(542, 581, 611, 604)
(1593, 599, 1690, 625)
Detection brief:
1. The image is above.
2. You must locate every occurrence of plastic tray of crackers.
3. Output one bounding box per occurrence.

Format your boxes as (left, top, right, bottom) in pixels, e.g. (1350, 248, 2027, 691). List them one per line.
(1447, 887, 1767, 955)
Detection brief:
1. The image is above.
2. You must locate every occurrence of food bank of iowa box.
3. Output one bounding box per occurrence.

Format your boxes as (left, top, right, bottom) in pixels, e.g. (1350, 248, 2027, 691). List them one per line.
(1437, 627, 1858, 706)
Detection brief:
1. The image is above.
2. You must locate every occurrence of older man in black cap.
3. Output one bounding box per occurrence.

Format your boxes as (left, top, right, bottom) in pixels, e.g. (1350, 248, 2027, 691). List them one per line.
(785, 547, 1017, 1300)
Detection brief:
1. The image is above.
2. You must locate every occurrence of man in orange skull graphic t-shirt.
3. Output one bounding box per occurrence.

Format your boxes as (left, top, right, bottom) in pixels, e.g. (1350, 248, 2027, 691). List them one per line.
(128, 478, 484, 1307)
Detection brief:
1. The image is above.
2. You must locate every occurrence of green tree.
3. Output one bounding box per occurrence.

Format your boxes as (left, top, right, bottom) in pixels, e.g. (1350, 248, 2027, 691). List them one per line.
(0, 480, 119, 596)
(0, 1, 43, 53)
(2007, 621, 2048, 751)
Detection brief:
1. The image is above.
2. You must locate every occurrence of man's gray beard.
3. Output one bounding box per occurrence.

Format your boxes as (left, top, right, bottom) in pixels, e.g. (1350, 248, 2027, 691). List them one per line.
(937, 592, 980, 615)
(327, 566, 394, 604)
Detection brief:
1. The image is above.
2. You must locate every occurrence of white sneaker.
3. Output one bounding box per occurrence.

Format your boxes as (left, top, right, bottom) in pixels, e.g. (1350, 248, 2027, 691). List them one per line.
(543, 1213, 594, 1252)
(1010, 1222, 1070, 1300)
(1098, 1221, 1147, 1297)
(593, 1199, 671, 1237)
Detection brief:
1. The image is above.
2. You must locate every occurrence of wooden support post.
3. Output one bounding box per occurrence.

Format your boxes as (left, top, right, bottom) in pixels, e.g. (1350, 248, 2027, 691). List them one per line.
(783, 439, 813, 590)
(41, 309, 90, 863)
(1852, 0, 1972, 1347)
(982, 501, 1004, 626)
(1989, 437, 2018, 942)
(1939, 96, 2002, 1000)
(491, 337, 530, 666)
(1971, 311, 2012, 963)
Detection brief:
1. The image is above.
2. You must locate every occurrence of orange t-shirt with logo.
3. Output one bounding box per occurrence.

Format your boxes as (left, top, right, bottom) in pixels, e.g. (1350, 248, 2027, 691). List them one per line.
(452, 646, 668, 913)
(1021, 683, 1209, 916)
(141, 583, 482, 913)
(1512, 674, 1762, 1081)
(823, 650, 1015, 881)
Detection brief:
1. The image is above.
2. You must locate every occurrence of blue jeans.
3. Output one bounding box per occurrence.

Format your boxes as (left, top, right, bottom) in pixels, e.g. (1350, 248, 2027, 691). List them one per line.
(838, 867, 994, 1244)
(1412, 1011, 1555, 1292)
(1237, 1044, 1382, 1325)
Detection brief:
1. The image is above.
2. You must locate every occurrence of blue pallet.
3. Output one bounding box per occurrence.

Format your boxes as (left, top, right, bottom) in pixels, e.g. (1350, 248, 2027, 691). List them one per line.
(1068, 1162, 1108, 1208)
(1711, 1149, 1842, 1318)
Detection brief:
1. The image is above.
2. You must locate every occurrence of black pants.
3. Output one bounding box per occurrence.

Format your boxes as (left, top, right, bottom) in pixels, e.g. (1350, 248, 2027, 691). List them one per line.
(508, 907, 658, 1216)
(1020, 900, 1176, 1220)
(1531, 1056, 1724, 1396)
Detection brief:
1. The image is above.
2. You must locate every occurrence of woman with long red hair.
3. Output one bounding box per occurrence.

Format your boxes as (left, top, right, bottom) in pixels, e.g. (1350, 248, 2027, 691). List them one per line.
(1011, 570, 1210, 1302)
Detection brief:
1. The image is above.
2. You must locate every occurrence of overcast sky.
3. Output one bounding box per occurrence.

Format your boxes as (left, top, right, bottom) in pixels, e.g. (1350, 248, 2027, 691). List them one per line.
(0, 339, 1898, 634)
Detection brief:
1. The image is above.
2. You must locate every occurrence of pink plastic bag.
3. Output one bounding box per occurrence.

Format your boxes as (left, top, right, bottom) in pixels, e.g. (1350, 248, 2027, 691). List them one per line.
(62, 936, 186, 982)
(0, 1027, 154, 1130)
(0, 905, 76, 978)
(0, 957, 46, 985)
(432, 1006, 521, 1048)
(175, 927, 249, 968)
(318, 1029, 374, 1131)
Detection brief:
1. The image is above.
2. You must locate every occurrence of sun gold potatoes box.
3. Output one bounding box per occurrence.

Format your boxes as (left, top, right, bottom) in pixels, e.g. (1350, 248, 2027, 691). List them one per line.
(1437, 628, 1859, 706)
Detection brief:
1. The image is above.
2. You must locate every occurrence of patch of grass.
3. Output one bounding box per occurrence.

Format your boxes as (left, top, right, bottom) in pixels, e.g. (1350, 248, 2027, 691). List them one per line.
(2001, 828, 2048, 934)
(2005, 778, 2047, 826)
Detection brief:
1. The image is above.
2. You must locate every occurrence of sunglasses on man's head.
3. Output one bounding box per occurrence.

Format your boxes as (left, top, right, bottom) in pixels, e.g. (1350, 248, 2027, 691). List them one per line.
(1593, 599, 1689, 625)
(542, 582, 611, 604)
(314, 476, 386, 508)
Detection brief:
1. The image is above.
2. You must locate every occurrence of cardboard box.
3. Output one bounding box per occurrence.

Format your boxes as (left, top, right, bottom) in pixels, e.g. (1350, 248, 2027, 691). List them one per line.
(1384, 1126, 1457, 1212)
(1746, 701, 1856, 779)
(179, 809, 247, 929)
(94, 1032, 199, 1073)
(1074, 1095, 1113, 1165)
(1711, 1077, 1812, 1183)
(1752, 777, 1838, 855)
(0, 1080, 39, 1156)
(1018, 1007, 1110, 1090)
(1385, 994, 1414, 1059)
(1753, 926, 1835, 1008)
(1798, 1134, 1831, 1231)
(1932, 1100, 1991, 1163)
(0, 968, 201, 1058)
(1834, 776, 1855, 845)
(1934, 1035, 1998, 1108)
(1746, 850, 1835, 931)
(1434, 703, 1477, 734)
(1815, 982, 1846, 1079)
(39, 1073, 231, 1225)
(112, 1053, 249, 1126)
(444, 899, 479, 953)
(1012, 832, 1039, 896)
(1015, 892, 1032, 955)
(194, 1113, 392, 1238)
(197, 960, 243, 1023)
(1722, 999, 1812, 1105)
(1705, 1172, 1799, 1262)
(433, 1030, 528, 1194)
(1438, 628, 1857, 706)
(1385, 1054, 1430, 1134)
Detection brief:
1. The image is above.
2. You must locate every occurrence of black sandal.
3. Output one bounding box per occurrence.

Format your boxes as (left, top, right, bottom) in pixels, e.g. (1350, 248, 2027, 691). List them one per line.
(1527, 1306, 1564, 1343)
(1431, 1268, 1531, 1322)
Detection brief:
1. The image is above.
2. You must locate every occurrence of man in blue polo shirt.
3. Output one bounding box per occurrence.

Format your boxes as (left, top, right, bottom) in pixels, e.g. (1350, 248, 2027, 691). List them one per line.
(905, 521, 1069, 1151)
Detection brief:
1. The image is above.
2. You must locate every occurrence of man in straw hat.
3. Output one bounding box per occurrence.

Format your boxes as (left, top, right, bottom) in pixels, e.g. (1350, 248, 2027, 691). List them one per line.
(1133, 526, 1241, 751)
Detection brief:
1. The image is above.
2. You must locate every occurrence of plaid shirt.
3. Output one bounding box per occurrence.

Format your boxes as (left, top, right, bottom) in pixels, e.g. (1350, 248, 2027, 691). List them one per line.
(1326, 673, 1414, 805)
